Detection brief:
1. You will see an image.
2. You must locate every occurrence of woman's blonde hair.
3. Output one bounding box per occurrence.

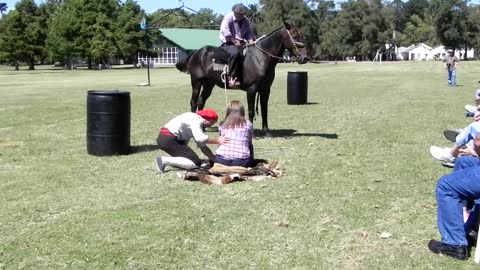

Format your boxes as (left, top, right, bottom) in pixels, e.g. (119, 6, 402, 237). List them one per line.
(221, 100, 246, 129)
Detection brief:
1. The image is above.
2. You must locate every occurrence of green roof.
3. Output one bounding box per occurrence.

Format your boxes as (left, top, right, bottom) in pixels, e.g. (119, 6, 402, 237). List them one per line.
(159, 28, 221, 50)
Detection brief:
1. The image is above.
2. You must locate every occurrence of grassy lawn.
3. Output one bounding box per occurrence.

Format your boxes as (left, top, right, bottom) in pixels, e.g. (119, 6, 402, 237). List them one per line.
(1, 61, 480, 269)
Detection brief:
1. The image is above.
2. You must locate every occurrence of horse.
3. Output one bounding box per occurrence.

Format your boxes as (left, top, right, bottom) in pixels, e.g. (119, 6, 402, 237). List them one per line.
(175, 22, 309, 137)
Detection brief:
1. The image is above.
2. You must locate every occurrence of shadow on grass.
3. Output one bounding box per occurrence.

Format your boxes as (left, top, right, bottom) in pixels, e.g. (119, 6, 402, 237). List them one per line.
(130, 144, 161, 154)
(254, 129, 339, 139)
(287, 102, 319, 105)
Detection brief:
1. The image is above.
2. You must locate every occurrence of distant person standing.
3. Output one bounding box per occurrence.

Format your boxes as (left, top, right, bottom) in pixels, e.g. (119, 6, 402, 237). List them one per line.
(443, 49, 459, 87)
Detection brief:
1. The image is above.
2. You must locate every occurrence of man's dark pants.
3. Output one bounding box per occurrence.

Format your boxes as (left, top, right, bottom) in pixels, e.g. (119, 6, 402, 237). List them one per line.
(222, 43, 241, 79)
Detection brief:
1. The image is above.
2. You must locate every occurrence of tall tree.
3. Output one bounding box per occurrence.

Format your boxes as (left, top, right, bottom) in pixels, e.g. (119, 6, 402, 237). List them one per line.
(247, 3, 263, 36)
(115, 0, 144, 66)
(0, 11, 23, 69)
(382, 0, 406, 60)
(404, 0, 430, 20)
(360, 0, 387, 59)
(189, 8, 220, 29)
(2, 0, 44, 70)
(258, 0, 312, 34)
(402, 14, 438, 45)
(311, 0, 336, 59)
(151, 9, 192, 28)
(430, 0, 468, 51)
(465, 4, 480, 58)
(79, 0, 120, 68)
(46, 0, 83, 69)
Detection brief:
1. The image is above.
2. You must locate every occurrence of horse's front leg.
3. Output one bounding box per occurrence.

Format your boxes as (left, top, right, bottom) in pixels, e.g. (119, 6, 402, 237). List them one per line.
(246, 91, 256, 124)
(260, 89, 272, 137)
(190, 78, 202, 112)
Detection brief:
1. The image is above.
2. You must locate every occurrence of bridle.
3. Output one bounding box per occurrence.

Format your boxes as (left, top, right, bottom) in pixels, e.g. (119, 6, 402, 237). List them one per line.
(253, 28, 304, 62)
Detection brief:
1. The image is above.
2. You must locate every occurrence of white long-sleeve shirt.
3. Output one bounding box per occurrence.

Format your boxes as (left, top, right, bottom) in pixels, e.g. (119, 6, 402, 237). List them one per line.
(163, 112, 209, 147)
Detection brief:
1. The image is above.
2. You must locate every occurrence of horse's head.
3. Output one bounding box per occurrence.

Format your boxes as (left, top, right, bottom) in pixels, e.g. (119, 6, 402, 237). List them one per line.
(283, 22, 309, 64)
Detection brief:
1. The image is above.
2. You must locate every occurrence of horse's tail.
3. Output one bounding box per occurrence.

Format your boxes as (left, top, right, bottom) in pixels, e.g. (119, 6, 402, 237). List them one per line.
(175, 51, 195, 73)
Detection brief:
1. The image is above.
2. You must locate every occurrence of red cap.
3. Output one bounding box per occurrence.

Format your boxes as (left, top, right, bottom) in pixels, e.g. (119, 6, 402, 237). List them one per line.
(196, 109, 218, 122)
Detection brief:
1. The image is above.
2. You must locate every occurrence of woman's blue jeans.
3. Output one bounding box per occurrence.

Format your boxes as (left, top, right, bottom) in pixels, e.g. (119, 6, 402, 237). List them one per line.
(447, 69, 457, 86)
(437, 156, 480, 245)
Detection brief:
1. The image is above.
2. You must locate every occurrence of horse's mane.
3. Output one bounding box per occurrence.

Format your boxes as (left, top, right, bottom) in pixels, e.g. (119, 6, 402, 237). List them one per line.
(256, 26, 285, 43)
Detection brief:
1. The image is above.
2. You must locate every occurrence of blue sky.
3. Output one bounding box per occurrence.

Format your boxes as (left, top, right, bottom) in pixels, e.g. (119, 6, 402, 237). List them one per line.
(3, 0, 480, 14)
(2, 0, 260, 14)
(145, 0, 260, 14)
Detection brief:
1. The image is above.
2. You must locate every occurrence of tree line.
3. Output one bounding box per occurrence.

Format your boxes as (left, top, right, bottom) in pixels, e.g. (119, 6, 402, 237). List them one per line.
(1, 0, 479, 70)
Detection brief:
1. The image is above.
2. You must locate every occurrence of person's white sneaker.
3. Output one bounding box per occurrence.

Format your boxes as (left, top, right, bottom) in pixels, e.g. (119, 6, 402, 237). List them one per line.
(154, 157, 166, 173)
(465, 104, 478, 113)
(430, 145, 456, 163)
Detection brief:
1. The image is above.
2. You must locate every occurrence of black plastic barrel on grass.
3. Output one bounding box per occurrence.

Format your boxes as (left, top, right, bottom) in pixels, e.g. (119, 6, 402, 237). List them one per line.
(87, 90, 130, 156)
(287, 71, 308, 105)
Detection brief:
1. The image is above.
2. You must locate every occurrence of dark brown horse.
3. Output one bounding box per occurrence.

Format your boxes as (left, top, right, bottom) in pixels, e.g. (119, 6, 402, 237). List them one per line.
(175, 22, 309, 136)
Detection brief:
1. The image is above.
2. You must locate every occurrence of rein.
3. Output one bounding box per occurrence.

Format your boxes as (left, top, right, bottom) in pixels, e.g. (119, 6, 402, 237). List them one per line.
(254, 28, 300, 61)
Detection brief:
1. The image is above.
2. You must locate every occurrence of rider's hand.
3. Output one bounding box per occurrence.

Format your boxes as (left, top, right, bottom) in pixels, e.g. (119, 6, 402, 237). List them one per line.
(233, 40, 242, 48)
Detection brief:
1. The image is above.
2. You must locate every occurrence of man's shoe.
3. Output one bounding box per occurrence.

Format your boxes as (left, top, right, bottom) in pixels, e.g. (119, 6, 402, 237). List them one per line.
(154, 157, 166, 173)
(430, 146, 456, 163)
(428, 240, 468, 260)
(443, 129, 462, 143)
(467, 229, 478, 247)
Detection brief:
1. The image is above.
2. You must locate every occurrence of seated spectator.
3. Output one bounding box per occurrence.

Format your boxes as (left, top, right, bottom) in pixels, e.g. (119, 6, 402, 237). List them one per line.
(430, 120, 480, 166)
(428, 134, 480, 260)
(464, 81, 480, 113)
(214, 100, 254, 167)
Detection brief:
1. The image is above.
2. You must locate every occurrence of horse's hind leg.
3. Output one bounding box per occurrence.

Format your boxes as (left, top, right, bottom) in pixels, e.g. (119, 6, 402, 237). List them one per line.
(197, 81, 214, 110)
(190, 78, 202, 112)
(246, 91, 256, 123)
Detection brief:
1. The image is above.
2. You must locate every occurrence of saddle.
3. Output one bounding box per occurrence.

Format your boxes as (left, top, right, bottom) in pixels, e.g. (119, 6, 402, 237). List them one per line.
(212, 47, 229, 71)
(211, 46, 248, 70)
(212, 47, 229, 65)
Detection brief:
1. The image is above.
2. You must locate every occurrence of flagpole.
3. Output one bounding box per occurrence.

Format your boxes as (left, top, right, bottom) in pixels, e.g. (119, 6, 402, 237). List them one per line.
(146, 30, 150, 86)
(140, 15, 150, 86)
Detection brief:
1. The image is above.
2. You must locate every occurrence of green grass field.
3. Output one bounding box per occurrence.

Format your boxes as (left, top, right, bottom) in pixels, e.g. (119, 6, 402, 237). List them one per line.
(1, 61, 480, 269)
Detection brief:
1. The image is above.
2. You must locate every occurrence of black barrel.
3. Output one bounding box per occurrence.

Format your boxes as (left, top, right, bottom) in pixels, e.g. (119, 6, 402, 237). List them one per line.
(87, 90, 130, 156)
(287, 71, 308, 105)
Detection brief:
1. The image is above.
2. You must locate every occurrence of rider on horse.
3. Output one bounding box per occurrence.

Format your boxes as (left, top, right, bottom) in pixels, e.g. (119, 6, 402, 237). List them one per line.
(219, 3, 255, 88)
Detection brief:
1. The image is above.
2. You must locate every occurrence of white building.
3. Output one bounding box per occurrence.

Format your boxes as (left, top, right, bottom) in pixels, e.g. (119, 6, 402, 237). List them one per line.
(395, 43, 475, 61)
(397, 43, 432, 60)
(429, 45, 475, 60)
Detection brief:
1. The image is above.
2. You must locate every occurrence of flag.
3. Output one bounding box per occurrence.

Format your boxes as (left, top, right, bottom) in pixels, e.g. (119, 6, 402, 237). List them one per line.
(140, 16, 147, 30)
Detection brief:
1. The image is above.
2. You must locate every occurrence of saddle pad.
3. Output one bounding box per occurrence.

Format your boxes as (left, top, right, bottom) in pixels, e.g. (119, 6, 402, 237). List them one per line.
(213, 62, 226, 71)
